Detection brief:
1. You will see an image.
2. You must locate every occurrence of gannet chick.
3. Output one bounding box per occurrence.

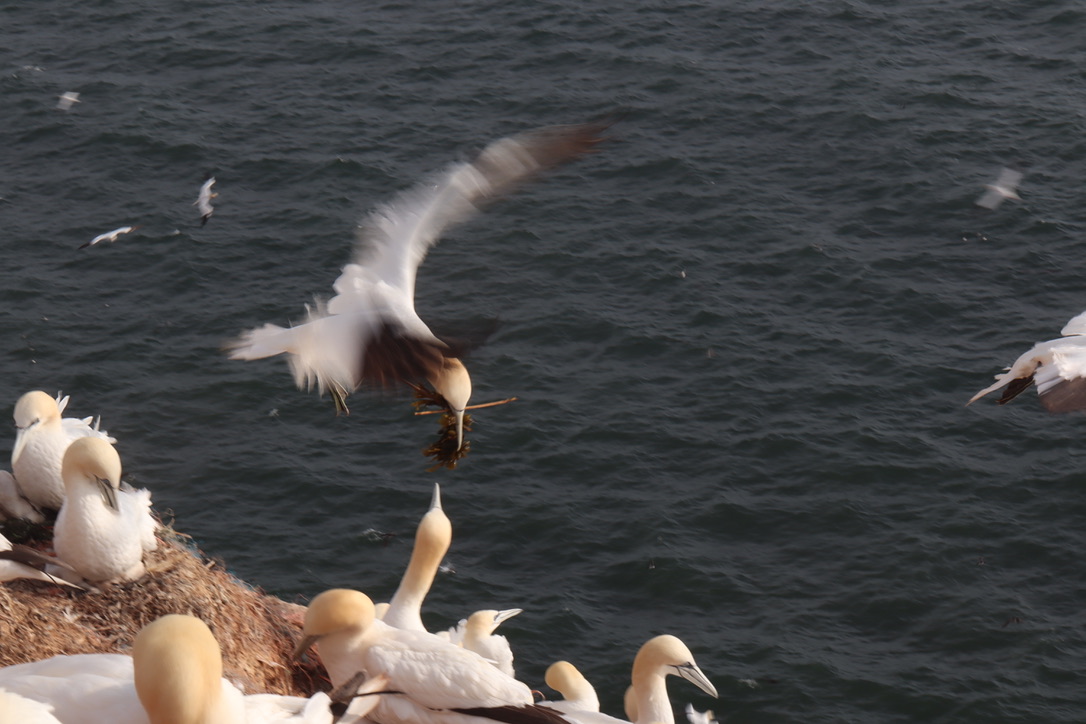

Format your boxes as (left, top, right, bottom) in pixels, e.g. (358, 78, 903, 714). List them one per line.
(11, 390, 116, 512)
(444, 608, 523, 677)
(0, 469, 43, 522)
(539, 661, 600, 714)
(975, 166, 1023, 210)
(56, 91, 80, 111)
(382, 483, 452, 632)
(295, 589, 562, 724)
(969, 308, 1086, 412)
(80, 225, 141, 249)
(228, 121, 610, 453)
(52, 438, 157, 585)
(195, 174, 216, 226)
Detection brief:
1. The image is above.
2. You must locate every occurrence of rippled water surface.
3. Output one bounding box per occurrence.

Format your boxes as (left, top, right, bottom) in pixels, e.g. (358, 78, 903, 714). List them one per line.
(4, 1, 1086, 721)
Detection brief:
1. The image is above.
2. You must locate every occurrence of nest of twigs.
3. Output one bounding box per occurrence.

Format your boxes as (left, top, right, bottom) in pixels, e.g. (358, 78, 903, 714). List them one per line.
(0, 527, 325, 696)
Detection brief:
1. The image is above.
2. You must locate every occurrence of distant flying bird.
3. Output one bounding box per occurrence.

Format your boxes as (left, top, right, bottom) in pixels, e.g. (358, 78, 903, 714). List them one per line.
(56, 92, 80, 111)
(79, 225, 140, 249)
(975, 167, 1023, 210)
(195, 174, 216, 226)
(968, 308, 1086, 412)
(228, 121, 609, 452)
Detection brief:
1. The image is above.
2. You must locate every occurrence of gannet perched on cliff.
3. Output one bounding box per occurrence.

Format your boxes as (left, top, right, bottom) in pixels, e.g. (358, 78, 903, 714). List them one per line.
(52, 438, 157, 585)
(381, 483, 452, 633)
(443, 608, 523, 678)
(539, 661, 600, 715)
(969, 308, 1086, 412)
(228, 121, 609, 453)
(11, 390, 116, 512)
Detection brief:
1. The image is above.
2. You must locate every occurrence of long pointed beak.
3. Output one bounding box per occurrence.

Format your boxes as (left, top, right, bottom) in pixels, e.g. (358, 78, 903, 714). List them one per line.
(430, 482, 442, 511)
(11, 424, 35, 466)
(292, 633, 322, 661)
(675, 662, 718, 699)
(453, 409, 465, 451)
(493, 608, 523, 626)
(96, 476, 118, 511)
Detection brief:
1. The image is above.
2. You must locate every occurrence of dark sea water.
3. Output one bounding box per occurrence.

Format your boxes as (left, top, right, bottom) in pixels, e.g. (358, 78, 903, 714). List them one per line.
(4, 1, 1086, 721)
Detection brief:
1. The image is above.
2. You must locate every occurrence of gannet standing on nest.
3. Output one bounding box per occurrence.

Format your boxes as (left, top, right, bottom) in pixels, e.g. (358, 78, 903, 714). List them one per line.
(969, 308, 1086, 412)
(196, 174, 216, 226)
(228, 121, 609, 460)
(11, 390, 116, 513)
(52, 437, 157, 585)
(381, 483, 452, 632)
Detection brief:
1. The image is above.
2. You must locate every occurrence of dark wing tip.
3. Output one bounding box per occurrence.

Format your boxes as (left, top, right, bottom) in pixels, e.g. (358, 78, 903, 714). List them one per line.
(997, 375, 1035, 405)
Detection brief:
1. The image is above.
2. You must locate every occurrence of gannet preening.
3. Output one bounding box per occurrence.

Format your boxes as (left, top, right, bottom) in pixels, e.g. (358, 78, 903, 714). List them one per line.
(52, 437, 157, 585)
(539, 661, 600, 714)
(0, 531, 81, 588)
(79, 225, 141, 249)
(227, 121, 610, 455)
(975, 166, 1023, 210)
(295, 588, 572, 724)
(968, 308, 1086, 412)
(444, 608, 523, 677)
(11, 390, 117, 512)
(382, 482, 452, 632)
(56, 91, 80, 111)
(0, 469, 43, 522)
(196, 174, 216, 226)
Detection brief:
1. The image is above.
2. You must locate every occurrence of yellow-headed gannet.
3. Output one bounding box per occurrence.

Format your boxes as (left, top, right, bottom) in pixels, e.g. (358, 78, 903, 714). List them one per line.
(975, 166, 1023, 210)
(539, 661, 600, 715)
(624, 635, 717, 724)
(295, 588, 572, 724)
(228, 121, 610, 452)
(56, 91, 80, 111)
(969, 308, 1086, 412)
(196, 174, 216, 226)
(79, 225, 141, 249)
(11, 390, 116, 512)
(444, 608, 523, 678)
(382, 483, 452, 632)
(52, 438, 157, 585)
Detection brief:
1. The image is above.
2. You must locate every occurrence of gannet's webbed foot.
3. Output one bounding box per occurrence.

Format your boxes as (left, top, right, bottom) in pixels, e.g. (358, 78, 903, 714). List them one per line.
(329, 383, 351, 416)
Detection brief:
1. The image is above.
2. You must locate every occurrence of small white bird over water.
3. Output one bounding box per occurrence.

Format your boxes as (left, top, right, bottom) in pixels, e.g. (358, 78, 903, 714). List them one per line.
(196, 174, 216, 226)
(969, 308, 1086, 412)
(79, 225, 140, 249)
(52, 437, 157, 585)
(56, 91, 80, 111)
(11, 390, 116, 512)
(975, 166, 1023, 210)
(228, 122, 609, 452)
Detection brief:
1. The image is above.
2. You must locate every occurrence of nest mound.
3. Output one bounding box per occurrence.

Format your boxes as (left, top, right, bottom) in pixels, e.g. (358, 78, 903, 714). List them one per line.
(0, 528, 325, 696)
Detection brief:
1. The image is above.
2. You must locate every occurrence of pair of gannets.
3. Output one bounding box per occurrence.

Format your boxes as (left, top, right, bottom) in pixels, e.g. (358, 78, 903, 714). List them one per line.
(296, 589, 716, 724)
(0, 614, 374, 723)
(969, 308, 1086, 412)
(228, 121, 609, 451)
(51, 437, 157, 586)
(11, 390, 116, 513)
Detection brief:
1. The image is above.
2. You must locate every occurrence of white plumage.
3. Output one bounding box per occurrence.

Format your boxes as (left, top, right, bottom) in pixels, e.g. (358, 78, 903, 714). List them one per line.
(196, 175, 217, 226)
(539, 661, 600, 715)
(0, 531, 81, 588)
(969, 308, 1086, 412)
(443, 608, 522, 678)
(228, 122, 608, 450)
(975, 166, 1023, 210)
(382, 483, 452, 632)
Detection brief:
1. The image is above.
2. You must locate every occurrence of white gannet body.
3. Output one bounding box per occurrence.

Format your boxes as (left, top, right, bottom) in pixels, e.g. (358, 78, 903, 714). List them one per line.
(11, 390, 116, 512)
(295, 589, 552, 724)
(382, 483, 452, 632)
(80, 225, 141, 250)
(975, 166, 1023, 210)
(228, 122, 609, 450)
(444, 608, 523, 677)
(196, 175, 216, 226)
(0, 531, 81, 587)
(0, 469, 43, 522)
(0, 688, 62, 723)
(969, 309, 1086, 412)
(539, 661, 600, 715)
(683, 704, 717, 724)
(625, 635, 717, 724)
(0, 653, 144, 723)
(56, 91, 80, 111)
(52, 437, 157, 585)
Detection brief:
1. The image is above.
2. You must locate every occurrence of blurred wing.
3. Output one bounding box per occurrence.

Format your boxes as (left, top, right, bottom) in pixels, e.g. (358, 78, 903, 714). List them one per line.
(995, 167, 1023, 189)
(975, 188, 1003, 209)
(1035, 343, 1086, 412)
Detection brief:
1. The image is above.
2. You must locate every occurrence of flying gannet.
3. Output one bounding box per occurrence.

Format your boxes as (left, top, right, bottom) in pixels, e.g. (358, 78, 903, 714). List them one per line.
(975, 166, 1023, 210)
(227, 121, 609, 452)
(52, 437, 157, 585)
(56, 91, 80, 111)
(968, 308, 1086, 412)
(381, 483, 452, 633)
(79, 225, 141, 249)
(11, 390, 116, 512)
(196, 174, 216, 226)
